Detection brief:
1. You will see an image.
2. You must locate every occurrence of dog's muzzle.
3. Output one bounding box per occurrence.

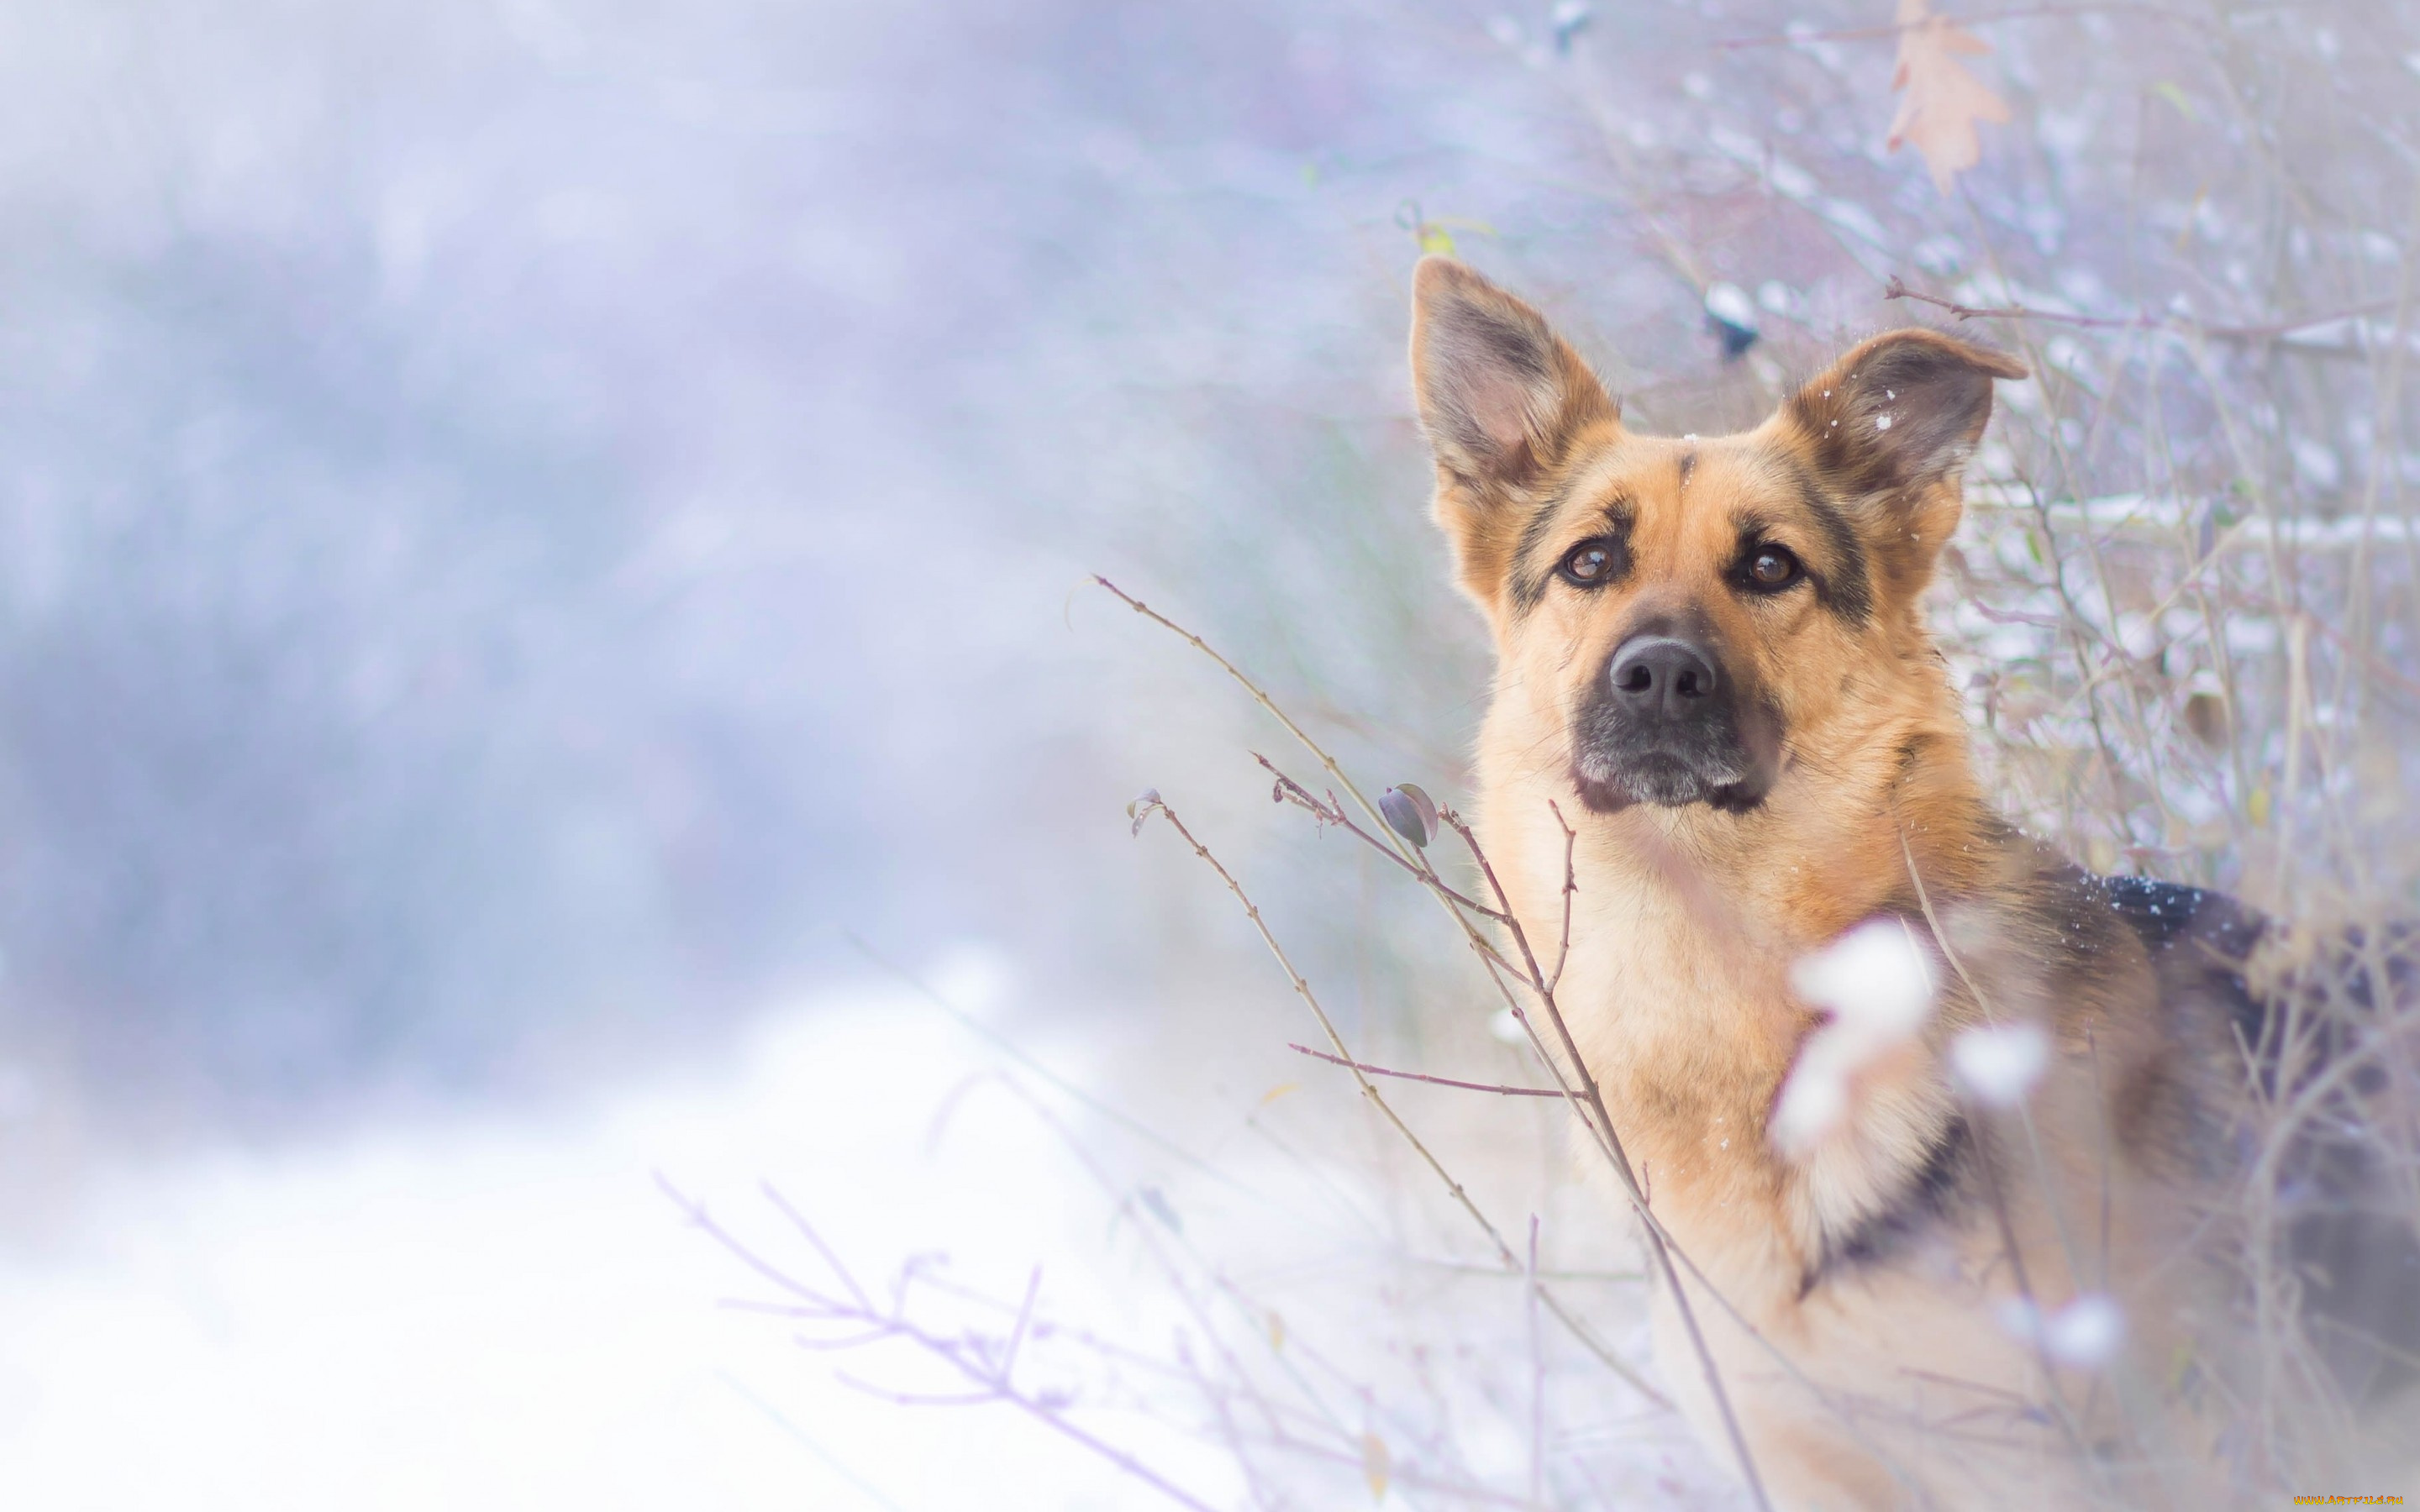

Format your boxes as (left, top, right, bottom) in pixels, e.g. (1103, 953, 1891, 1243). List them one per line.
(1569, 631, 1777, 812)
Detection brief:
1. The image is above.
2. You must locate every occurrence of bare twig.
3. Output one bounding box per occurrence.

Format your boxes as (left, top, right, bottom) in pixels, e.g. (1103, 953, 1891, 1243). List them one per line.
(1095, 578, 1417, 865)
(843, 932, 1285, 1207)
(1439, 806, 1778, 1512)
(1288, 1042, 1566, 1097)
(1893, 832, 2135, 1484)
(1528, 1214, 1547, 1506)
(1713, 3, 2219, 49)
(659, 1175, 1225, 1512)
(1546, 798, 1579, 996)
(1256, 754, 1509, 921)
(1129, 790, 1676, 1412)
(1883, 274, 2400, 342)
(1132, 794, 1521, 1257)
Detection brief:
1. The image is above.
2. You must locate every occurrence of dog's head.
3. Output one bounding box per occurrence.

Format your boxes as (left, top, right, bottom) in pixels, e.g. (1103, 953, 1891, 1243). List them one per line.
(1410, 258, 2023, 816)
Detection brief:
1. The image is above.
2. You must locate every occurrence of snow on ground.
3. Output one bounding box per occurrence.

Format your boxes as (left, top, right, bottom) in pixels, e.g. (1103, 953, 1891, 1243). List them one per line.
(0, 946, 1734, 1509)
(0, 952, 1242, 1510)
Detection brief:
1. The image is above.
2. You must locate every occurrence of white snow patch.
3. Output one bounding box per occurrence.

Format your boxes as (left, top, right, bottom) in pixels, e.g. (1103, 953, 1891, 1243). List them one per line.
(1996, 1293, 2126, 1369)
(1770, 921, 1937, 1159)
(0, 988, 1234, 1511)
(1766, 157, 1816, 200)
(1703, 281, 1756, 329)
(1950, 1021, 2051, 1107)
(2290, 436, 2344, 492)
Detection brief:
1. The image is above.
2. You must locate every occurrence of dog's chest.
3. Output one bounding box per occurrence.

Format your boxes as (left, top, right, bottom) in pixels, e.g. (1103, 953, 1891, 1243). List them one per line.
(1541, 853, 1814, 1253)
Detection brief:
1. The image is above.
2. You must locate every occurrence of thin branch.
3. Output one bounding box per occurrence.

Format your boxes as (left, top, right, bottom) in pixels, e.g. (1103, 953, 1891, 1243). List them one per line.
(1255, 754, 1508, 921)
(1000, 1266, 1042, 1383)
(1100, 577, 1541, 1001)
(1546, 799, 1579, 996)
(835, 1378, 1002, 1410)
(656, 1171, 830, 1307)
(1527, 1215, 1546, 1507)
(1134, 795, 1517, 1256)
(660, 1177, 1224, 1512)
(1439, 807, 1778, 1512)
(1131, 791, 1675, 1413)
(1094, 577, 1415, 865)
(1894, 833, 2102, 1468)
(844, 932, 1279, 1206)
(760, 1180, 877, 1314)
(1884, 275, 2401, 341)
(1287, 1042, 1567, 1097)
(1714, 3, 2219, 50)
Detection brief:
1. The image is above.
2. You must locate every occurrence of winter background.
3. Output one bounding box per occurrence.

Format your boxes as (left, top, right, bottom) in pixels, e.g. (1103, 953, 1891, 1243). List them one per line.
(1, 0, 2413, 1507)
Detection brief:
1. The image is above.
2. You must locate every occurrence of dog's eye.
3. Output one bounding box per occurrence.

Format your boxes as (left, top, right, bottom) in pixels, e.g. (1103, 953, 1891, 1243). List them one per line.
(1744, 545, 1802, 591)
(1558, 538, 1620, 586)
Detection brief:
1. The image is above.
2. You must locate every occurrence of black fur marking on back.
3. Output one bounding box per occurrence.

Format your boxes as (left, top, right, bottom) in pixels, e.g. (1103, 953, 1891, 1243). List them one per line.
(1801, 1115, 1970, 1297)
(2094, 873, 2420, 1404)
(2093, 874, 2268, 1082)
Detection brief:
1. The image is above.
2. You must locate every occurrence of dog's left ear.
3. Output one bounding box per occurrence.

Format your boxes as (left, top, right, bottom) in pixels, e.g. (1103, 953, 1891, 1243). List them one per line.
(1411, 257, 1618, 614)
(1781, 329, 2026, 591)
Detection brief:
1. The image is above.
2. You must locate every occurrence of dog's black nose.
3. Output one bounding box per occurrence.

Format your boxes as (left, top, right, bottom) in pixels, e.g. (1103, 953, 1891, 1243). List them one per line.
(1608, 635, 1719, 719)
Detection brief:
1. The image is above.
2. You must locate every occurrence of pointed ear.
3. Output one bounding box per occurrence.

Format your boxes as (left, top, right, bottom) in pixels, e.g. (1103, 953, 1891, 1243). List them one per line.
(1410, 258, 1618, 606)
(1786, 328, 2024, 500)
(1781, 328, 2025, 592)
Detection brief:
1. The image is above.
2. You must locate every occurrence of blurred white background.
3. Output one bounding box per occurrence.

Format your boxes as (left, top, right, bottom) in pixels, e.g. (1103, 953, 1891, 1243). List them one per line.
(1, 0, 2412, 1504)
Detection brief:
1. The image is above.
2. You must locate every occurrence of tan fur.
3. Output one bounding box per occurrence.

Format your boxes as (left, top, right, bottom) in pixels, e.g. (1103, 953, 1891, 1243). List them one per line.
(1408, 257, 2252, 1509)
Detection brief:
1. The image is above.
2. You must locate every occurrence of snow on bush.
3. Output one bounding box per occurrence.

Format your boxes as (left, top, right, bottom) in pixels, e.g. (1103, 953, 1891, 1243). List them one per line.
(1771, 919, 1939, 1158)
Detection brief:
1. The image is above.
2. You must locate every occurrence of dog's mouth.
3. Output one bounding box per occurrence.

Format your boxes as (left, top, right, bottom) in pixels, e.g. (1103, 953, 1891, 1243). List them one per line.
(1569, 752, 1767, 815)
(1566, 710, 1781, 816)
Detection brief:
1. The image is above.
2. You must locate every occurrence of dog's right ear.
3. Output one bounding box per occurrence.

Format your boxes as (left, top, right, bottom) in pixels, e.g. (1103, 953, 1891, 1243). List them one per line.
(1410, 257, 1618, 610)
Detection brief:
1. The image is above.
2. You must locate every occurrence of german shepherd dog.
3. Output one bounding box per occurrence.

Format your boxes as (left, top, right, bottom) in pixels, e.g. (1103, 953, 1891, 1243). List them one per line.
(1406, 256, 2418, 1509)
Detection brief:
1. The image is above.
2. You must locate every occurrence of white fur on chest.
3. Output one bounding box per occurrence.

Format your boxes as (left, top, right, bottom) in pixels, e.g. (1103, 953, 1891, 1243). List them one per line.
(1482, 768, 1961, 1297)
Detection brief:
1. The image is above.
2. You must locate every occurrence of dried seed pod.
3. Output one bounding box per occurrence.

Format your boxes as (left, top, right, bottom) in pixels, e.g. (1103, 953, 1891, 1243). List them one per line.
(2182, 689, 2230, 749)
(1380, 783, 1438, 848)
(1125, 788, 1164, 836)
